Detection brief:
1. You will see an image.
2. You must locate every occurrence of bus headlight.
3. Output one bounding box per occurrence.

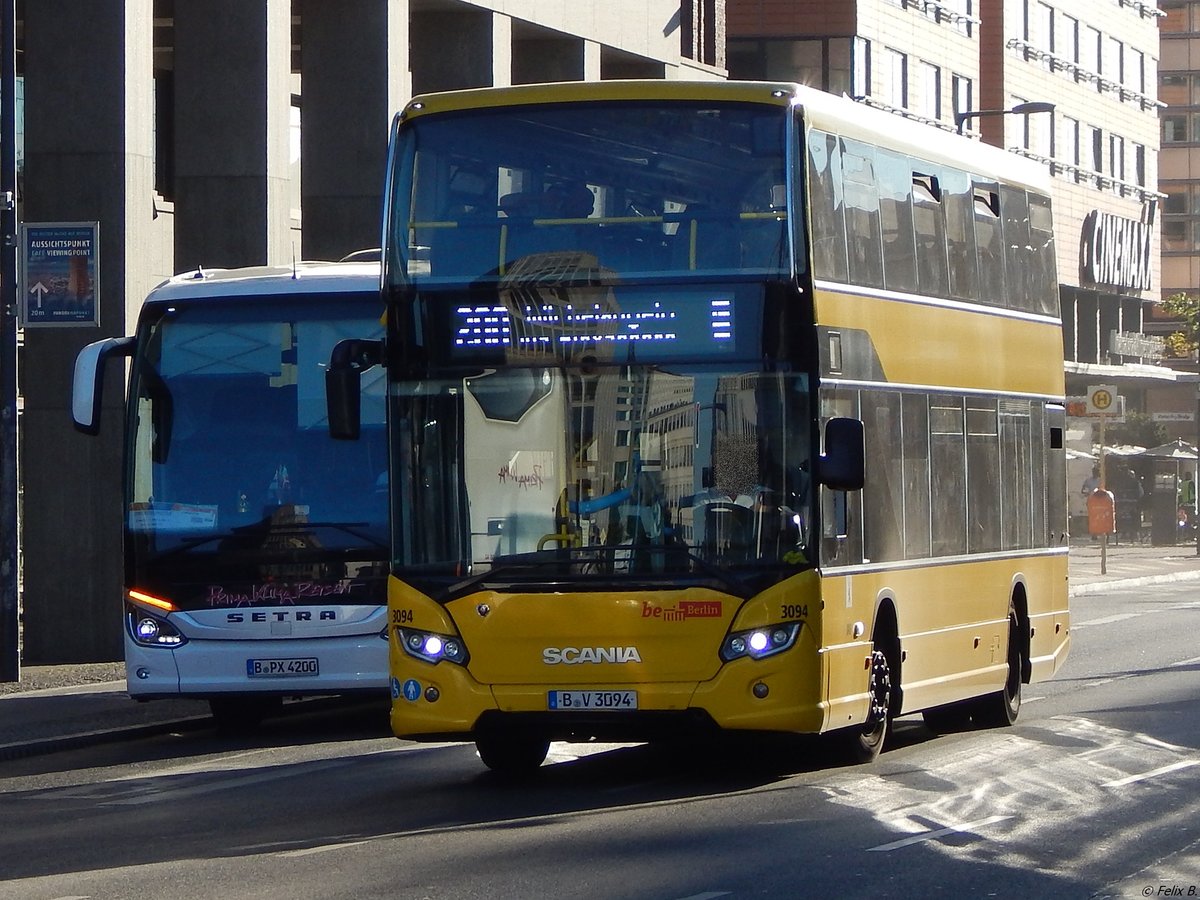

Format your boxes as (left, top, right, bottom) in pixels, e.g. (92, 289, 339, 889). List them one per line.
(397, 627, 469, 665)
(126, 610, 187, 648)
(720, 623, 800, 662)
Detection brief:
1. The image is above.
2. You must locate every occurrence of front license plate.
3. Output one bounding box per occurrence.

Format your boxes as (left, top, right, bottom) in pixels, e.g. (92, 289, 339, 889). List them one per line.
(246, 657, 319, 678)
(547, 690, 638, 711)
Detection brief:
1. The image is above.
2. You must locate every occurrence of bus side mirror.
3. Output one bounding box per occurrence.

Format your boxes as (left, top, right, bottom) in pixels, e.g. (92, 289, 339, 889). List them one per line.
(326, 338, 384, 441)
(818, 417, 865, 491)
(72, 336, 135, 435)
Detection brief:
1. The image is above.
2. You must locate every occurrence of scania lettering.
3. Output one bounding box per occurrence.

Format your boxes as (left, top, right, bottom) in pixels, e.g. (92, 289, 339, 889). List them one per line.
(73, 262, 390, 732)
(542, 647, 643, 665)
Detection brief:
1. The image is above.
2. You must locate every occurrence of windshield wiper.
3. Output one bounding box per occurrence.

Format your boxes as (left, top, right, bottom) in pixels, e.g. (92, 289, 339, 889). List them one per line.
(149, 520, 387, 561)
(441, 545, 756, 599)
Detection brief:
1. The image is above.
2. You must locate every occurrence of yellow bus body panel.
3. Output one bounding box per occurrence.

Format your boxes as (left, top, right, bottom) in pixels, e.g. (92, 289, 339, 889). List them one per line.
(814, 288, 1066, 396)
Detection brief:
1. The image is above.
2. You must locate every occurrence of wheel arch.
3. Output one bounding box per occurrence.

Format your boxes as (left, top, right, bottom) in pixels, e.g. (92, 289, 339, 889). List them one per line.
(871, 591, 903, 714)
(1010, 577, 1032, 684)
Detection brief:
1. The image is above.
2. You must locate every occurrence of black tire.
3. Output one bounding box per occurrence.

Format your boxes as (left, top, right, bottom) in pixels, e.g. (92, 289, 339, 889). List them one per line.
(476, 734, 551, 774)
(209, 696, 281, 735)
(971, 606, 1023, 728)
(837, 646, 892, 764)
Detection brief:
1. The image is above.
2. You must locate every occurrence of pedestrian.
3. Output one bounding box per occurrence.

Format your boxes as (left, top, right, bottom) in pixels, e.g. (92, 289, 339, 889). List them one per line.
(1081, 464, 1100, 498)
(1179, 470, 1197, 518)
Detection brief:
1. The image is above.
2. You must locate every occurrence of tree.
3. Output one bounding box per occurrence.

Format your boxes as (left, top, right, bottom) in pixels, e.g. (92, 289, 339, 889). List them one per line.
(1104, 411, 1167, 450)
(1159, 292, 1200, 358)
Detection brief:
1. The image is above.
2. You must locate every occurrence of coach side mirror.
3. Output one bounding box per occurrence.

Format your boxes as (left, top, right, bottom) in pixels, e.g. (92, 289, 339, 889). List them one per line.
(818, 417, 865, 492)
(326, 338, 384, 441)
(72, 336, 135, 435)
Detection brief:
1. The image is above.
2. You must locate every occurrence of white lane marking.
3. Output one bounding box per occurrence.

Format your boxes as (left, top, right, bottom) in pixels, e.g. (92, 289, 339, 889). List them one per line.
(1073, 613, 1139, 629)
(1103, 759, 1200, 788)
(675, 894, 732, 900)
(101, 759, 347, 806)
(278, 839, 373, 858)
(1169, 655, 1200, 668)
(867, 815, 1013, 852)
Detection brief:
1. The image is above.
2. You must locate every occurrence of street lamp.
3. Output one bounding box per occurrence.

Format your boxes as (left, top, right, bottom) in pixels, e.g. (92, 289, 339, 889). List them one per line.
(955, 101, 1055, 134)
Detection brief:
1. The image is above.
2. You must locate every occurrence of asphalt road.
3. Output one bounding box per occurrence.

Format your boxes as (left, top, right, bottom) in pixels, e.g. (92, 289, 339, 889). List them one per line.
(1, 581, 1199, 900)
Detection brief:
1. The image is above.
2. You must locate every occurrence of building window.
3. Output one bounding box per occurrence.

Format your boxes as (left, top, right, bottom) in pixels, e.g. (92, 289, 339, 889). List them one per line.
(1037, 3, 1054, 71)
(1061, 14, 1079, 65)
(1081, 25, 1100, 75)
(1164, 114, 1189, 144)
(887, 48, 908, 109)
(1134, 143, 1145, 188)
(952, 73, 973, 122)
(1104, 36, 1123, 83)
(853, 37, 871, 98)
(1089, 125, 1102, 172)
(1108, 134, 1125, 181)
(1061, 115, 1081, 168)
(921, 61, 941, 120)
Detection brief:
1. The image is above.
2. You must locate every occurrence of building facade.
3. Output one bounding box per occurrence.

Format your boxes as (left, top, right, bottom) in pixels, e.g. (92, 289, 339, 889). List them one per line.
(729, 0, 1183, 530)
(15, 0, 724, 663)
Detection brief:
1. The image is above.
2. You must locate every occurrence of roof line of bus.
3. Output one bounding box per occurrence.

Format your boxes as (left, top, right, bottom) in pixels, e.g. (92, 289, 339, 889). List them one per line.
(144, 260, 381, 301)
(397, 79, 1052, 194)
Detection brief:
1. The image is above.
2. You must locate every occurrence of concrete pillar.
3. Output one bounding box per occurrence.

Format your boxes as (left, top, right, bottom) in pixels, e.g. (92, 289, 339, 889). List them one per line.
(584, 41, 602, 82)
(21, 0, 157, 663)
(300, 0, 409, 262)
(493, 13, 513, 88)
(174, 0, 292, 269)
(411, 7, 493, 94)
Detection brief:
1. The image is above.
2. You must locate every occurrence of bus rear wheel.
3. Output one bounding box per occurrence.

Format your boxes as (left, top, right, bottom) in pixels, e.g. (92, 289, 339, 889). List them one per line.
(971, 606, 1023, 728)
(476, 734, 550, 774)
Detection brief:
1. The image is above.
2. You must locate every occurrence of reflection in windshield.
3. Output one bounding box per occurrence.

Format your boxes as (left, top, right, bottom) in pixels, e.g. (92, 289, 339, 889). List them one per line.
(391, 363, 812, 594)
(127, 298, 389, 605)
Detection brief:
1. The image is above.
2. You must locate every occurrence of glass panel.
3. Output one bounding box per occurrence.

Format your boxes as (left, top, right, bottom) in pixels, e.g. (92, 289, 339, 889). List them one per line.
(129, 294, 389, 608)
(391, 101, 793, 287)
(901, 393, 931, 559)
(862, 390, 904, 563)
(930, 395, 966, 556)
(390, 363, 815, 595)
(841, 139, 885, 288)
(806, 129, 848, 281)
(877, 149, 919, 293)
(967, 399, 1000, 552)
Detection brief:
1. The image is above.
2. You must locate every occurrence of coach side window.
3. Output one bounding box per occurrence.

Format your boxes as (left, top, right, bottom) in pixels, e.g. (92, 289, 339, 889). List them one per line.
(806, 129, 849, 281)
(877, 149, 919, 294)
(841, 140, 885, 288)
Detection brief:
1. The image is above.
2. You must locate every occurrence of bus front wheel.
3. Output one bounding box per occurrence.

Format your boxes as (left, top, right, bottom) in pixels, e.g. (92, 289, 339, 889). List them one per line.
(835, 644, 893, 765)
(476, 734, 550, 774)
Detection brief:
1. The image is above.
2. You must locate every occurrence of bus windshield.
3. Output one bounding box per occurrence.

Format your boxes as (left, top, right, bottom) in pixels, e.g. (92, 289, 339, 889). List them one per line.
(388, 100, 794, 287)
(388, 362, 812, 600)
(129, 295, 388, 609)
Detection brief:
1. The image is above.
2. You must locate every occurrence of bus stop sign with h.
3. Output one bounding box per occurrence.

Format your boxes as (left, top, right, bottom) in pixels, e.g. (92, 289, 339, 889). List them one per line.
(1087, 384, 1118, 575)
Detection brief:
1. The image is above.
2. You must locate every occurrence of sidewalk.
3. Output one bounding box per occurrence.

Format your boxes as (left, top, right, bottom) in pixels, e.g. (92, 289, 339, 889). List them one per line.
(2, 542, 1199, 761)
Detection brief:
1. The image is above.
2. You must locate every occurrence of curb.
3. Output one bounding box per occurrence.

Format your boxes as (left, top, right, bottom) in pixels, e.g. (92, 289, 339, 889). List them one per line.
(1068, 568, 1200, 597)
(0, 715, 211, 763)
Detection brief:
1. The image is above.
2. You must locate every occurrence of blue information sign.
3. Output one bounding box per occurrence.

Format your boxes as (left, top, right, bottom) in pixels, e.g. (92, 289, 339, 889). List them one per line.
(19, 221, 100, 327)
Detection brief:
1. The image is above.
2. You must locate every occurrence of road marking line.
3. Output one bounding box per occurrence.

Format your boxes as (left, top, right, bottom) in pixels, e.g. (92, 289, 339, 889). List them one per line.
(1073, 613, 1139, 629)
(1103, 759, 1200, 788)
(867, 815, 1012, 852)
(1169, 655, 1200, 668)
(101, 759, 347, 806)
(279, 839, 373, 858)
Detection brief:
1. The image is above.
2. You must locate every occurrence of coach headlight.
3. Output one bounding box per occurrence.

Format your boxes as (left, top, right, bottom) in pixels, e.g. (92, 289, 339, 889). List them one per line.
(720, 623, 800, 662)
(126, 610, 187, 647)
(397, 627, 469, 665)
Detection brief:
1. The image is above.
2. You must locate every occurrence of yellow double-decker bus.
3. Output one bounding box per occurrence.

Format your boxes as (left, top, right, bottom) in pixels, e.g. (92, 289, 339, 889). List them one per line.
(328, 80, 1070, 772)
